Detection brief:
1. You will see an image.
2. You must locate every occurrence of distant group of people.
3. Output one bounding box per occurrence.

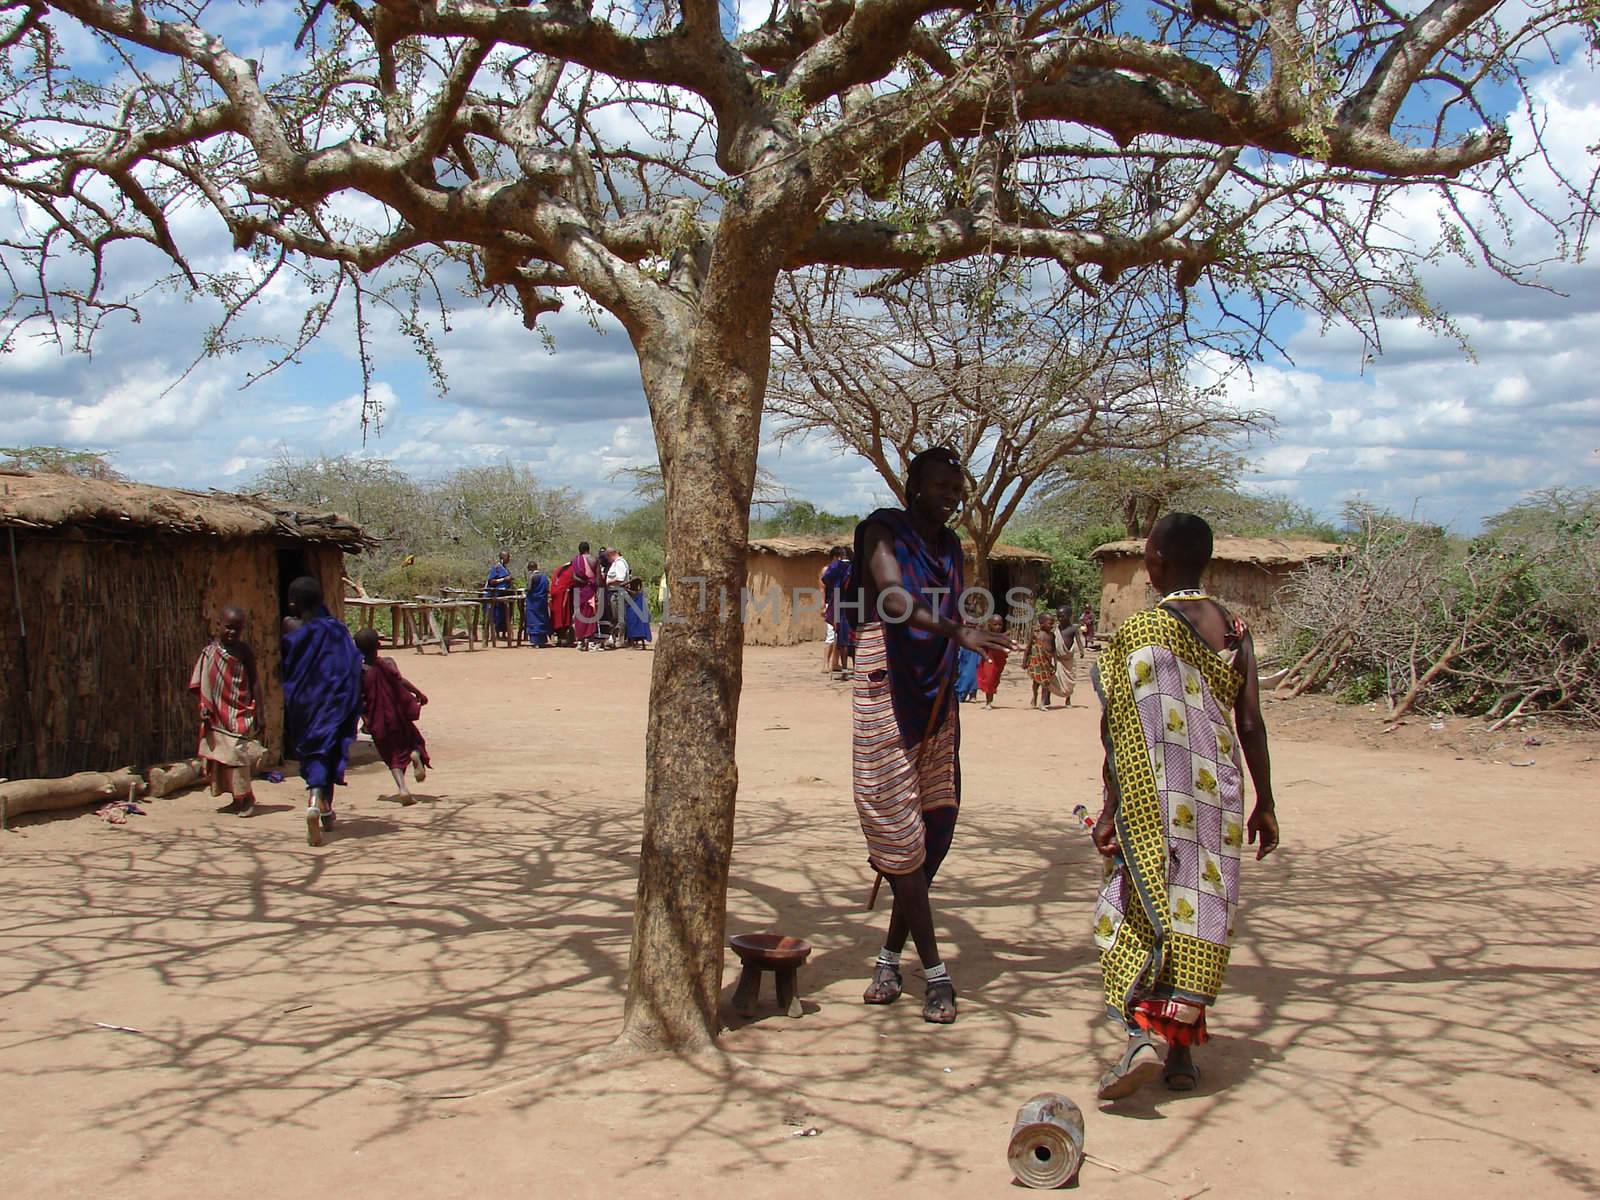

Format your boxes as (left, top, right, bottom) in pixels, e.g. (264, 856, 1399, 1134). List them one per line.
(504, 543, 653, 651)
(951, 607, 1087, 710)
(189, 574, 432, 846)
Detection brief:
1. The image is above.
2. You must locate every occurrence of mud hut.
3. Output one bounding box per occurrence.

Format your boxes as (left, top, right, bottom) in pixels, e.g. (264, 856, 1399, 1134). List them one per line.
(0, 471, 370, 780)
(743, 535, 1052, 646)
(1090, 535, 1344, 642)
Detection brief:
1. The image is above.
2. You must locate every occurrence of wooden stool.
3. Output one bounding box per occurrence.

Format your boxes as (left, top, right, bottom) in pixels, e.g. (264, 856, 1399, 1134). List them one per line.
(729, 933, 811, 1019)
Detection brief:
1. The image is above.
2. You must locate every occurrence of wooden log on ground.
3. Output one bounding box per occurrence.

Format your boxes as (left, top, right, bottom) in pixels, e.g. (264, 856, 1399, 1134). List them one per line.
(147, 758, 208, 798)
(0, 768, 143, 828)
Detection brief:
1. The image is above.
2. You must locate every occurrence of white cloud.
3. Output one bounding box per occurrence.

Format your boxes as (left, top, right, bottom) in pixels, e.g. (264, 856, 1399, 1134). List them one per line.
(1, 33, 1596, 534)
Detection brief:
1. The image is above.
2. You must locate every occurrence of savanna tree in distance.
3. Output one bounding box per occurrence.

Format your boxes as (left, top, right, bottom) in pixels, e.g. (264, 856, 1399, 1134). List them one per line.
(768, 263, 1270, 584)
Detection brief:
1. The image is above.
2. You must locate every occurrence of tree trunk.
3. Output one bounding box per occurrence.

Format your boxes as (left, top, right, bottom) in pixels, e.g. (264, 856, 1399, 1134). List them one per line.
(963, 514, 994, 594)
(618, 183, 800, 1051)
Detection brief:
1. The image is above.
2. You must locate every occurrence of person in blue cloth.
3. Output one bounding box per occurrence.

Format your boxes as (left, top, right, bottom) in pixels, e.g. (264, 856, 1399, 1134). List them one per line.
(523, 560, 552, 647)
(820, 545, 852, 676)
(622, 576, 653, 648)
(282, 575, 364, 847)
(955, 632, 982, 702)
(485, 550, 513, 638)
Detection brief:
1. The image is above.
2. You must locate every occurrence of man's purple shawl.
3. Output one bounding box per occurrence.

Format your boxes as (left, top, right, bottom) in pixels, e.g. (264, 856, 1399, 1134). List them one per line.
(852, 508, 964, 748)
(281, 606, 364, 786)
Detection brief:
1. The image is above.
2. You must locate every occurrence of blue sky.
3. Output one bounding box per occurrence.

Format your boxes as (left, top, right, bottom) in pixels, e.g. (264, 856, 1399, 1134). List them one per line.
(1, 13, 1596, 531)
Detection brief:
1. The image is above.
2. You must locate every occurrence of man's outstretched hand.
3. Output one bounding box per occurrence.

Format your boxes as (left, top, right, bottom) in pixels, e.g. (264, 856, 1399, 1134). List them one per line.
(954, 625, 1017, 657)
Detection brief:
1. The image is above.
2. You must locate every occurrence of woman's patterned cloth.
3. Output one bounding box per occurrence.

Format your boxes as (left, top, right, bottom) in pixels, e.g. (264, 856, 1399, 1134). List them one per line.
(1092, 606, 1248, 1036)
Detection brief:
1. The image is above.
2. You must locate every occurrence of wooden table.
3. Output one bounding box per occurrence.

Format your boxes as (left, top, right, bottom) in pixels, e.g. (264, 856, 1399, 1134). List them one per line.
(442, 587, 525, 648)
(346, 592, 526, 654)
(402, 598, 487, 654)
(344, 596, 409, 646)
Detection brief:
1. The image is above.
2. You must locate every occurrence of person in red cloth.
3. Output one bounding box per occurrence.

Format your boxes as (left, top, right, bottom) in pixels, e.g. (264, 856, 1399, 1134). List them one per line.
(353, 628, 430, 805)
(189, 604, 262, 817)
(548, 560, 575, 646)
(974, 614, 1010, 709)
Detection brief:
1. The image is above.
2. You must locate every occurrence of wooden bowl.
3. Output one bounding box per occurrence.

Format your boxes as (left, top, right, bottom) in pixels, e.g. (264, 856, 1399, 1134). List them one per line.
(729, 933, 812, 967)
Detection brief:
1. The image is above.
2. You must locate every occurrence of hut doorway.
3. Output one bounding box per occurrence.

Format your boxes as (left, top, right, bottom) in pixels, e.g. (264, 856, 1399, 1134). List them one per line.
(989, 561, 1013, 617)
(277, 547, 311, 618)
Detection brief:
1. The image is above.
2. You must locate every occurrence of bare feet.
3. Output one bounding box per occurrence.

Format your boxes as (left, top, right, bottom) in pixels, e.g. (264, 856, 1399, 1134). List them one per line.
(411, 749, 426, 783)
(305, 805, 323, 847)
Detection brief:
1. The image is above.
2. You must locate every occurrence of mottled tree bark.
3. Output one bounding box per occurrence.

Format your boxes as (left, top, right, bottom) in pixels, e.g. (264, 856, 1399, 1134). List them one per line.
(620, 183, 802, 1050)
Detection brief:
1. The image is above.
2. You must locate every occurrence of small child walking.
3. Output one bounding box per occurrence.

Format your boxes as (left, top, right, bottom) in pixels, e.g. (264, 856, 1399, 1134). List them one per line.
(975, 614, 1010, 708)
(354, 628, 431, 804)
(189, 604, 262, 817)
(1024, 612, 1057, 710)
(956, 637, 981, 702)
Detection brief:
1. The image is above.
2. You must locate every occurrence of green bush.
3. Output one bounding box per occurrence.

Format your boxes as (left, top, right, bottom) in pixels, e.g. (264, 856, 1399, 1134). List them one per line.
(369, 554, 486, 599)
(1005, 522, 1124, 612)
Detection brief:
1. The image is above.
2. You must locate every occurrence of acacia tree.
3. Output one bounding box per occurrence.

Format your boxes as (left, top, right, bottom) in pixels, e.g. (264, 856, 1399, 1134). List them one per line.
(768, 265, 1268, 582)
(1, 0, 1594, 1051)
(1, 445, 124, 480)
(1037, 431, 1254, 538)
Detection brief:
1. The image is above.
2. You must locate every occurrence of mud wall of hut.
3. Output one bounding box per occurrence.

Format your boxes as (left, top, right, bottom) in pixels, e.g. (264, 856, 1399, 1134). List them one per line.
(1096, 557, 1299, 643)
(0, 532, 344, 779)
(742, 552, 830, 646)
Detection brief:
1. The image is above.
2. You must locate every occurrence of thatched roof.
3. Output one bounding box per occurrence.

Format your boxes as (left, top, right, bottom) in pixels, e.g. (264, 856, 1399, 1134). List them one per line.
(0, 471, 372, 551)
(748, 535, 851, 557)
(1091, 535, 1344, 566)
(748, 533, 1051, 564)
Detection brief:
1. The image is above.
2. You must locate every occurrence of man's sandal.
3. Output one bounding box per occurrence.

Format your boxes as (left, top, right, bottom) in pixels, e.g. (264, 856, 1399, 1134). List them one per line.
(1096, 1035, 1163, 1100)
(922, 979, 957, 1025)
(863, 962, 903, 1005)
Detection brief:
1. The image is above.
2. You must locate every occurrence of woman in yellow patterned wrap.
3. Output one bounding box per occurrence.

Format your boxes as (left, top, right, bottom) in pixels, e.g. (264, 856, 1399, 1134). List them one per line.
(1089, 513, 1279, 1100)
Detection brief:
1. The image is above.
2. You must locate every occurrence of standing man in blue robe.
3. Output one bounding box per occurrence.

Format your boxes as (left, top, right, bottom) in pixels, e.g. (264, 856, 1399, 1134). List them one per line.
(524, 560, 552, 647)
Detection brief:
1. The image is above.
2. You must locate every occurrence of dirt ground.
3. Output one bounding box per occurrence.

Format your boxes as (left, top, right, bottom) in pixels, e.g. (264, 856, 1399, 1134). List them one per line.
(3, 640, 1597, 1198)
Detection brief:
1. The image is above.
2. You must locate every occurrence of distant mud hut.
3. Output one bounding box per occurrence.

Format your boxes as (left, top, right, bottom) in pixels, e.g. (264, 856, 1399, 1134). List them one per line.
(0, 471, 370, 780)
(1090, 536, 1344, 643)
(743, 535, 1052, 646)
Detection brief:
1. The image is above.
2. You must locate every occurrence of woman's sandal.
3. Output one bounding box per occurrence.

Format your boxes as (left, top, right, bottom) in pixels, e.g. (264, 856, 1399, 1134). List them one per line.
(862, 962, 903, 1005)
(1163, 1057, 1200, 1092)
(922, 979, 957, 1025)
(1096, 1035, 1164, 1100)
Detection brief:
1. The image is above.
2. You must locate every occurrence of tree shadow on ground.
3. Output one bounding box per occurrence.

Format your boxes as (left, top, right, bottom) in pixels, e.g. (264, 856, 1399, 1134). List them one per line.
(4, 785, 1598, 1192)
